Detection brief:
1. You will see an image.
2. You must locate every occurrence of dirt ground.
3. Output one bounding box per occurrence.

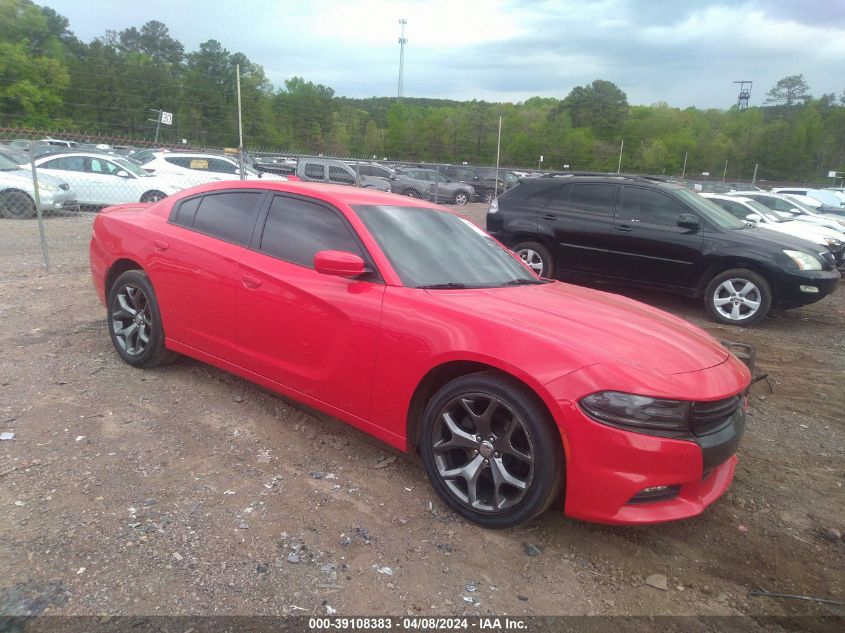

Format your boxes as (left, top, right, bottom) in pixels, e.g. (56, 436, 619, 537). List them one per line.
(0, 205, 843, 624)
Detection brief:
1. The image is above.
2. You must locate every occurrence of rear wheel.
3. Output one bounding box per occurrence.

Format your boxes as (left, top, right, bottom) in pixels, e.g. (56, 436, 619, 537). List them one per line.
(107, 270, 178, 367)
(513, 241, 554, 278)
(704, 268, 772, 326)
(482, 190, 495, 204)
(419, 372, 564, 528)
(0, 190, 36, 219)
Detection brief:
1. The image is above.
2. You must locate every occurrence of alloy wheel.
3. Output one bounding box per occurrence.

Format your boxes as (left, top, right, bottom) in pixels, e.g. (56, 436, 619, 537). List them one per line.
(431, 393, 534, 513)
(517, 248, 544, 274)
(111, 283, 152, 356)
(712, 278, 762, 321)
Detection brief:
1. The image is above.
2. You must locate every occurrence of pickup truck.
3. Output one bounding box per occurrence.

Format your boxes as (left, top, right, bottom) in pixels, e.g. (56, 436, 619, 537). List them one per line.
(296, 158, 391, 191)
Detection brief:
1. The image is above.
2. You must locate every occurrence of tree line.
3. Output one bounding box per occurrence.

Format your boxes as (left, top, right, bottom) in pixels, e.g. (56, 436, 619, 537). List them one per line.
(1, 0, 844, 181)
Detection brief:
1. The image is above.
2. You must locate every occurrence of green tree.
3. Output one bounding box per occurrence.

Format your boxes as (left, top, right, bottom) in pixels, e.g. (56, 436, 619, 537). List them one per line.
(562, 80, 628, 138)
(765, 74, 811, 107)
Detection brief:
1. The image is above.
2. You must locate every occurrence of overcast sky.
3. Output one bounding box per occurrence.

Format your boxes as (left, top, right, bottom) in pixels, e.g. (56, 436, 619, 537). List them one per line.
(40, 0, 845, 109)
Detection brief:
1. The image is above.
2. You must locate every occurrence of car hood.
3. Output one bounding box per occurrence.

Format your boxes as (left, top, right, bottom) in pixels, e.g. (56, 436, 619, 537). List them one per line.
(4, 168, 67, 187)
(429, 281, 729, 376)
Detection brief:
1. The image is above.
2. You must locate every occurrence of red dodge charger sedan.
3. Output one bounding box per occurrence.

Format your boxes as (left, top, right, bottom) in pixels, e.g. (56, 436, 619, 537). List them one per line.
(89, 180, 751, 527)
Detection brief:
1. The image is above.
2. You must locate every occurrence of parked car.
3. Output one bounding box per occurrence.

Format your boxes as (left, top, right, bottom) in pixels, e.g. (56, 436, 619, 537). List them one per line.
(771, 187, 845, 209)
(777, 192, 845, 219)
(733, 191, 845, 233)
(702, 193, 844, 267)
(345, 161, 395, 180)
(437, 165, 519, 202)
(488, 175, 840, 326)
(295, 157, 390, 191)
(139, 151, 288, 186)
(31, 152, 186, 206)
(0, 145, 31, 166)
(391, 168, 475, 205)
(90, 179, 753, 527)
(0, 154, 79, 218)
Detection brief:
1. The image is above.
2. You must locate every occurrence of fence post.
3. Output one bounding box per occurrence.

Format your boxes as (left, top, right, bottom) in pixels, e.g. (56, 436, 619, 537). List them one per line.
(28, 143, 50, 271)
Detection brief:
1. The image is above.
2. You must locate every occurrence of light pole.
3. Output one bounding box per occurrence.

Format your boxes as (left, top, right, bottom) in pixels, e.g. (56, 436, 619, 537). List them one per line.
(397, 19, 407, 101)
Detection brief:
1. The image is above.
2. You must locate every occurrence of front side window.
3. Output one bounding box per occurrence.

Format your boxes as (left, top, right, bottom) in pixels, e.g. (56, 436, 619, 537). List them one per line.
(353, 205, 541, 289)
(564, 183, 615, 215)
(260, 196, 362, 268)
(175, 192, 263, 246)
(303, 163, 325, 180)
(43, 156, 85, 172)
(207, 158, 238, 174)
(620, 187, 690, 226)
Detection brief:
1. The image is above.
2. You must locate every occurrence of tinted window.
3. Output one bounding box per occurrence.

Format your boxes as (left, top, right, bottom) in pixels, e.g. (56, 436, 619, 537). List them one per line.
(303, 163, 324, 180)
(534, 184, 569, 207)
(620, 187, 689, 226)
(565, 183, 615, 215)
(43, 156, 85, 171)
(328, 165, 355, 184)
(260, 196, 361, 268)
(184, 192, 263, 245)
(165, 156, 193, 169)
(208, 158, 238, 174)
(711, 199, 749, 219)
(174, 197, 201, 226)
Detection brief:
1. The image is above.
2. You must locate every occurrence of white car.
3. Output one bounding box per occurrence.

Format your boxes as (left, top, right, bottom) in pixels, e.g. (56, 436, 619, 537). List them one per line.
(139, 151, 288, 186)
(0, 153, 79, 218)
(31, 152, 185, 206)
(771, 187, 845, 209)
(702, 193, 844, 265)
(733, 191, 845, 235)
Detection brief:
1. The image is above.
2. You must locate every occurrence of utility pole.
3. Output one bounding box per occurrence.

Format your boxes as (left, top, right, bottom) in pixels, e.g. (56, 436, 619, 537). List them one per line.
(682, 151, 688, 179)
(397, 19, 407, 101)
(751, 163, 759, 187)
(236, 64, 245, 180)
(722, 159, 728, 183)
(494, 115, 502, 199)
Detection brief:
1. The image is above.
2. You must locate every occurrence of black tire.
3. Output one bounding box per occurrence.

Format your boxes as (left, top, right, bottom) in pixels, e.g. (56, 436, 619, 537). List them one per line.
(107, 270, 178, 367)
(0, 190, 36, 219)
(140, 190, 167, 203)
(512, 241, 554, 278)
(419, 371, 564, 528)
(704, 268, 772, 327)
(482, 190, 495, 204)
(453, 190, 471, 206)
(402, 189, 421, 199)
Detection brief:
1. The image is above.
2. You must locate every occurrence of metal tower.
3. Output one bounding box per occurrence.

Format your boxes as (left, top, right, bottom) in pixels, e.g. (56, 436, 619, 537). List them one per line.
(397, 19, 407, 100)
(734, 80, 752, 110)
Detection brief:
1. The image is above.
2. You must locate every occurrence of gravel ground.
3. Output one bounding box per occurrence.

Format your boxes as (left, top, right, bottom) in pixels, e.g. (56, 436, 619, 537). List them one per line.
(0, 207, 843, 622)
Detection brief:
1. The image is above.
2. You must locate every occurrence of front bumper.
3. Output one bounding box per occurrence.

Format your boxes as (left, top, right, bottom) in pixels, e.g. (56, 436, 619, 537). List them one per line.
(39, 190, 79, 213)
(546, 355, 750, 525)
(774, 268, 840, 307)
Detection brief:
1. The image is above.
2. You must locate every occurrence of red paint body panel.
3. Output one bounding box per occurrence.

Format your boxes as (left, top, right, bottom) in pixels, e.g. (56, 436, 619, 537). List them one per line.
(89, 181, 752, 525)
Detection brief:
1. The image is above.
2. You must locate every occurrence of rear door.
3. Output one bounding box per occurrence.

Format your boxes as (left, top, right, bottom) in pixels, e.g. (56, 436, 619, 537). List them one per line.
(236, 194, 385, 419)
(151, 190, 265, 362)
(539, 182, 617, 275)
(607, 186, 704, 289)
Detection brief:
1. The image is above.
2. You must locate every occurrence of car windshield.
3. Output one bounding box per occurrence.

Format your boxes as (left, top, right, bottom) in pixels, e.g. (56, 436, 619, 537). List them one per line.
(676, 189, 746, 229)
(353, 205, 542, 288)
(113, 157, 150, 177)
(0, 155, 22, 171)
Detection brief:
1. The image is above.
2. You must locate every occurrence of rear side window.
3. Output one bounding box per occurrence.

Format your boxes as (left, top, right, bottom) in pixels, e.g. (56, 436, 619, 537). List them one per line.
(328, 165, 355, 184)
(620, 187, 688, 226)
(712, 199, 749, 219)
(259, 195, 361, 268)
(175, 192, 263, 246)
(207, 158, 238, 174)
(303, 163, 325, 180)
(533, 184, 569, 207)
(564, 183, 615, 215)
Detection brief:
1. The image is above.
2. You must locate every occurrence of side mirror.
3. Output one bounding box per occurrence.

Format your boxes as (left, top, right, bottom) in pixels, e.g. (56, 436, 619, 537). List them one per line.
(116, 170, 131, 178)
(314, 250, 366, 277)
(745, 213, 762, 223)
(677, 213, 700, 230)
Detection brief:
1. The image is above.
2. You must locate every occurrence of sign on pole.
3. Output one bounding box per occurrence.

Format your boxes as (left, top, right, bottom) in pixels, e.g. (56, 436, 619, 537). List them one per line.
(829, 170, 838, 178)
(160, 111, 173, 125)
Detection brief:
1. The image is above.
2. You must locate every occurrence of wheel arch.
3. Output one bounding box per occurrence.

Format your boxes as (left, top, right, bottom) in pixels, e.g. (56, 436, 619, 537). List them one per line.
(105, 258, 145, 297)
(696, 258, 778, 300)
(405, 359, 568, 459)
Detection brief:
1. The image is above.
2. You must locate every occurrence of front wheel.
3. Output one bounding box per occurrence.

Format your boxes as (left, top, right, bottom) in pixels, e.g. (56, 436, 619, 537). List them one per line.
(140, 190, 167, 203)
(0, 190, 36, 219)
(419, 372, 564, 528)
(482, 190, 495, 204)
(453, 191, 470, 205)
(704, 268, 772, 326)
(107, 270, 178, 367)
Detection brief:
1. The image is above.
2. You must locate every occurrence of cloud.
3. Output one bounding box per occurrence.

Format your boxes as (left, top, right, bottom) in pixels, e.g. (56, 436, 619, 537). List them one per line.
(39, 0, 845, 107)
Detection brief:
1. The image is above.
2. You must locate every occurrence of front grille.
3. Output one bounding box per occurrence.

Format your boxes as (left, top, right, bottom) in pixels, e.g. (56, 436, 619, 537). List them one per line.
(691, 395, 742, 436)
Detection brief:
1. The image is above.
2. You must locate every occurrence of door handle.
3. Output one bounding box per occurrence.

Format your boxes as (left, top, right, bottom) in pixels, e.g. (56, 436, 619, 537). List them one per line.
(541, 213, 557, 221)
(154, 240, 169, 251)
(242, 274, 262, 289)
(614, 225, 633, 232)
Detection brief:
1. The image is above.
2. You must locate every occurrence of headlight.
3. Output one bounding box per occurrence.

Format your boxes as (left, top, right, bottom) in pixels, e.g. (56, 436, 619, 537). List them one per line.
(488, 198, 499, 214)
(783, 249, 822, 271)
(39, 182, 60, 192)
(579, 391, 690, 437)
(824, 238, 842, 247)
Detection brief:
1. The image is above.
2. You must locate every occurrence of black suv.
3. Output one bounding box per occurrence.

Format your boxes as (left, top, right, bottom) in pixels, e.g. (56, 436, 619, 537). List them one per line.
(487, 175, 840, 326)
